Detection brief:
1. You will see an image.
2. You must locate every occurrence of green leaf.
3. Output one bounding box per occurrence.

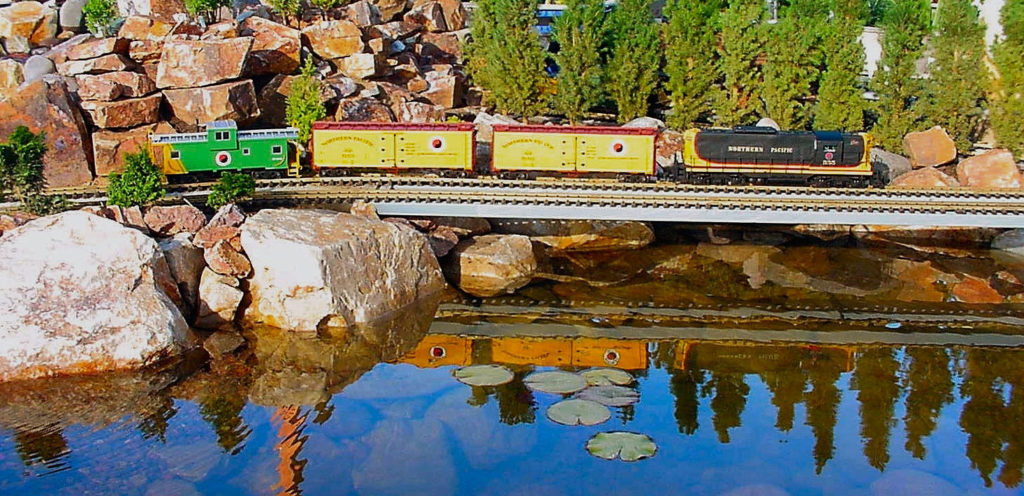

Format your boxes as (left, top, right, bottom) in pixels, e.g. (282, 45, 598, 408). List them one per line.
(580, 368, 634, 386)
(586, 432, 657, 462)
(547, 399, 611, 426)
(453, 365, 514, 386)
(577, 385, 640, 407)
(524, 371, 588, 394)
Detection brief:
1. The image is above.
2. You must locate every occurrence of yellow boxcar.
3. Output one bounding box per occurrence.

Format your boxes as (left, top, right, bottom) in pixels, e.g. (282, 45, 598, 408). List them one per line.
(491, 125, 657, 176)
(397, 334, 472, 368)
(492, 337, 572, 367)
(312, 122, 475, 173)
(573, 338, 647, 370)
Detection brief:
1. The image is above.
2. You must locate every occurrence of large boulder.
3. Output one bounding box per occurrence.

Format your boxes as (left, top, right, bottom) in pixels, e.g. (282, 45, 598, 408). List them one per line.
(955, 149, 1023, 189)
(0, 76, 92, 187)
(66, 37, 129, 60)
(301, 20, 363, 60)
(0, 1, 57, 53)
(144, 205, 206, 236)
(159, 232, 205, 315)
(204, 239, 252, 277)
(240, 16, 300, 76)
(336, 52, 384, 79)
(76, 71, 155, 101)
(240, 209, 446, 331)
(492, 219, 655, 252)
(93, 121, 174, 175)
(0, 212, 192, 382)
(335, 96, 395, 122)
(871, 147, 913, 185)
(903, 126, 957, 168)
(472, 111, 518, 142)
(444, 234, 537, 297)
(79, 93, 162, 128)
(118, 15, 174, 41)
(888, 166, 959, 189)
(372, 0, 407, 22)
(195, 268, 242, 330)
(0, 58, 23, 95)
(23, 54, 55, 83)
(992, 229, 1024, 259)
(162, 79, 260, 129)
(56, 53, 133, 76)
(155, 37, 253, 89)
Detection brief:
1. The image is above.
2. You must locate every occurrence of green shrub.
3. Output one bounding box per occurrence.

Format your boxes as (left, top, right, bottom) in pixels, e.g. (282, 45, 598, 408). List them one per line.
(551, 0, 606, 124)
(266, 0, 302, 25)
(286, 58, 327, 144)
(107, 150, 166, 207)
(207, 172, 256, 209)
(466, 0, 549, 120)
(925, 0, 988, 151)
(663, 0, 721, 129)
(991, 0, 1024, 159)
(0, 126, 68, 215)
(82, 0, 118, 37)
(309, 0, 342, 11)
(184, 0, 230, 20)
(606, 0, 661, 123)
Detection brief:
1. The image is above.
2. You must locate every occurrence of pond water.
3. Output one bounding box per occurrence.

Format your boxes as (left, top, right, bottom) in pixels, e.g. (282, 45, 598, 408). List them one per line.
(4, 232, 1024, 495)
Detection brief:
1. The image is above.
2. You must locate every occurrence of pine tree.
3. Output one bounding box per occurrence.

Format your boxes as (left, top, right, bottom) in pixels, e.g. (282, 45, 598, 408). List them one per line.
(663, 0, 721, 129)
(815, 0, 868, 131)
(286, 58, 326, 145)
(551, 0, 606, 125)
(714, 0, 765, 127)
(606, 0, 661, 123)
(992, 0, 1024, 159)
(870, 0, 931, 152)
(466, 0, 549, 120)
(926, 0, 988, 151)
(760, 12, 818, 130)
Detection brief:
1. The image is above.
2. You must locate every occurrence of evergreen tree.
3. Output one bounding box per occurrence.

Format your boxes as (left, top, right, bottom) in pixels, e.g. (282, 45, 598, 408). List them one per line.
(805, 364, 841, 474)
(286, 58, 326, 145)
(606, 0, 661, 123)
(663, 0, 721, 129)
(870, 0, 931, 152)
(902, 347, 953, 460)
(760, 11, 818, 129)
(551, 0, 606, 124)
(992, 0, 1024, 159)
(715, 0, 765, 126)
(0, 126, 69, 215)
(852, 349, 901, 471)
(466, 0, 549, 120)
(926, 0, 988, 151)
(815, 0, 868, 131)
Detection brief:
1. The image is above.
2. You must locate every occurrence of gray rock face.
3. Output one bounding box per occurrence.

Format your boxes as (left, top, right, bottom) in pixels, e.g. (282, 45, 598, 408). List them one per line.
(992, 229, 1024, 258)
(871, 147, 913, 184)
(240, 209, 445, 331)
(158, 233, 205, 315)
(0, 211, 192, 382)
(59, 0, 87, 30)
(22, 54, 54, 82)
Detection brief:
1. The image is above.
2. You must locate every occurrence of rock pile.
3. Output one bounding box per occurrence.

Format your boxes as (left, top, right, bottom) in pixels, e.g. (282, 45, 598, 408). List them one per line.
(887, 125, 1024, 190)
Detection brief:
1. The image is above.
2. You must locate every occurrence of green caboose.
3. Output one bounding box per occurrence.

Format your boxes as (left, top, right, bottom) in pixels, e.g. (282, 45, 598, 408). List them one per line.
(150, 120, 299, 180)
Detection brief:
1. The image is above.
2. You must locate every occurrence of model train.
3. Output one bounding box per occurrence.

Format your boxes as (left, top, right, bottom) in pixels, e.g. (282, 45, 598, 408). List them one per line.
(147, 120, 880, 187)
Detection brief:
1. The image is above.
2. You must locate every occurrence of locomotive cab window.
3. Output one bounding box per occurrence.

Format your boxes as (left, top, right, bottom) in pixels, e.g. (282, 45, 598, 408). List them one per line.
(272, 145, 283, 155)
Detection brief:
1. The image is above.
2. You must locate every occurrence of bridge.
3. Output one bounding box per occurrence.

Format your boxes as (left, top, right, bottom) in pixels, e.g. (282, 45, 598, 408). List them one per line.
(32, 176, 1024, 228)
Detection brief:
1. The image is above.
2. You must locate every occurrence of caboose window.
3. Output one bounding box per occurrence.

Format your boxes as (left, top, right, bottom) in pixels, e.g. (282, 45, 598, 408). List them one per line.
(243, 148, 250, 156)
(272, 145, 282, 155)
(170, 150, 180, 159)
(215, 131, 230, 141)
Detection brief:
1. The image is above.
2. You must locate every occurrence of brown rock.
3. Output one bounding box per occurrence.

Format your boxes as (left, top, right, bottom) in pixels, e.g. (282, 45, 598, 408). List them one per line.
(395, 100, 444, 122)
(200, 21, 238, 40)
(302, 20, 363, 60)
(155, 37, 253, 89)
(158, 232, 205, 315)
(128, 40, 163, 63)
(93, 121, 174, 175)
(76, 71, 156, 100)
(493, 220, 656, 252)
(345, 0, 381, 26)
(372, 0, 407, 21)
(427, 225, 459, 257)
(117, 16, 175, 41)
(79, 93, 161, 129)
(951, 276, 1003, 304)
(240, 16, 300, 76)
(202, 329, 245, 356)
(903, 126, 957, 168)
(369, 20, 421, 40)
(0, 1, 57, 52)
(66, 37, 129, 61)
(0, 211, 38, 237)
(108, 205, 150, 233)
(195, 268, 243, 331)
(888, 166, 960, 188)
(335, 96, 395, 122)
(0, 58, 24, 93)
(163, 79, 260, 128)
(437, 0, 467, 30)
(404, 1, 447, 32)
(444, 234, 538, 297)
(421, 67, 461, 108)
(409, 216, 491, 237)
(350, 199, 380, 219)
(656, 129, 684, 169)
(208, 203, 246, 228)
(144, 205, 207, 236)
(955, 149, 1023, 189)
(205, 239, 252, 277)
(417, 32, 462, 65)
(336, 53, 384, 79)
(194, 225, 242, 250)
(0, 77, 92, 187)
(57, 53, 132, 76)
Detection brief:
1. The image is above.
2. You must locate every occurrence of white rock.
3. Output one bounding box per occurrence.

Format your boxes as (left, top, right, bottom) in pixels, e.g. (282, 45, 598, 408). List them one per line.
(472, 111, 518, 142)
(194, 268, 242, 330)
(621, 116, 665, 129)
(0, 211, 192, 382)
(240, 209, 445, 331)
(755, 117, 781, 131)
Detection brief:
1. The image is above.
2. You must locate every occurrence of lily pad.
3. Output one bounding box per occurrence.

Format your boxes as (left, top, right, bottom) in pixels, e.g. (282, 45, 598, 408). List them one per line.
(453, 365, 514, 387)
(585, 432, 657, 462)
(524, 371, 588, 394)
(580, 368, 635, 386)
(577, 385, 640, 407)
(547, 399, 611, 426)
